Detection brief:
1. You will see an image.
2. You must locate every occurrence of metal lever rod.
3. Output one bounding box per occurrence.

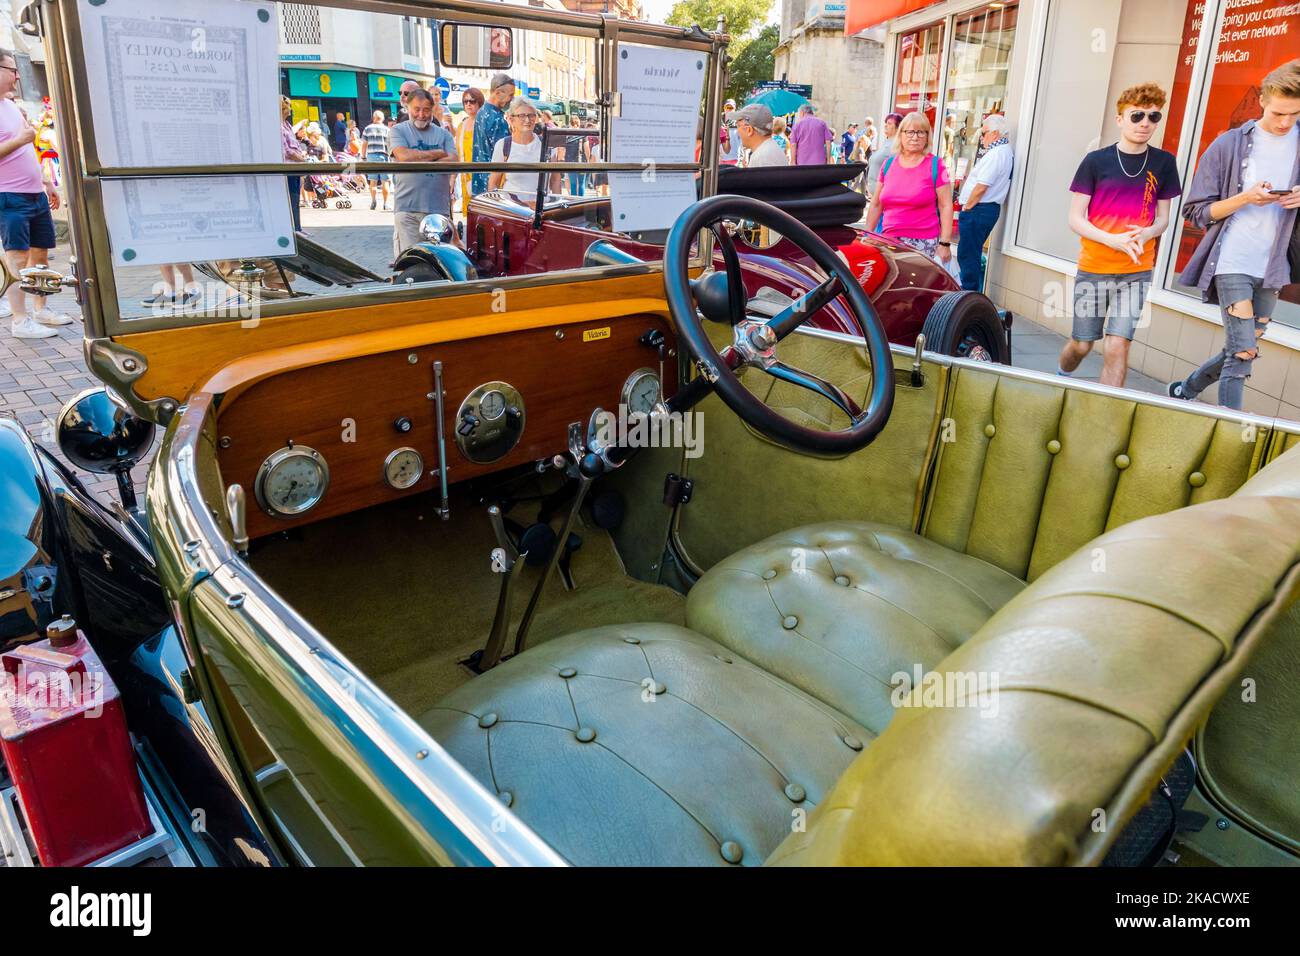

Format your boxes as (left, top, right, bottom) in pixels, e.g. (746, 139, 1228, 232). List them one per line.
(514, 467, 596, 656)
(479, 546, 529, 671)
(486, 504, 517, 559)
(432, 361, 450, 520)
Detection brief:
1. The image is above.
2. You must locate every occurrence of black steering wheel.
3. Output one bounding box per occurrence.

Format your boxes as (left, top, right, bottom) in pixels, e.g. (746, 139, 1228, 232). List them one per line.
(663, 194, 894, 455)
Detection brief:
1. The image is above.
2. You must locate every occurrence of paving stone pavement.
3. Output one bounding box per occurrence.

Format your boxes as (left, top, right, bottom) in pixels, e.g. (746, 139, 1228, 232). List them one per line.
(3, 217, 1176, 508)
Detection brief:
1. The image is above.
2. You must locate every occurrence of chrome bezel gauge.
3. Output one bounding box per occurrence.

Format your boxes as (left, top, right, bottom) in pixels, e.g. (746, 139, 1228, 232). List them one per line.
(254, 445, 330, 517)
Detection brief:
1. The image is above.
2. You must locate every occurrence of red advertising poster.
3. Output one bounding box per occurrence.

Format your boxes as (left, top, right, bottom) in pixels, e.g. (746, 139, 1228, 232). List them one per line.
(1165, 1, 1300, 275)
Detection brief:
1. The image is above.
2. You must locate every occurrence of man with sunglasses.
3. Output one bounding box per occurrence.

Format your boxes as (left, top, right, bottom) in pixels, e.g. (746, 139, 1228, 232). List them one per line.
(0, 50, 71, 339)
(1058, 83, 1181, 388)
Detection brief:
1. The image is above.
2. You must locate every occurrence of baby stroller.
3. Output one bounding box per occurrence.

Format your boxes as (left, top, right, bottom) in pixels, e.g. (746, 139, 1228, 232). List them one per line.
(304, 151, 359, 209)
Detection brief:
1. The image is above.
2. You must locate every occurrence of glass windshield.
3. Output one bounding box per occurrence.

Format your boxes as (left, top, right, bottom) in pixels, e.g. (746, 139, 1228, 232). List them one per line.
(57, 1, 714, 330)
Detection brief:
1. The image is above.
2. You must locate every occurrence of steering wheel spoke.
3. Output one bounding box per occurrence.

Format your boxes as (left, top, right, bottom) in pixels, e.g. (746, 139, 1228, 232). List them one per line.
(663, 194, 894, 455)
(765, 360, 863, 421)
(766, 273, 845, 342)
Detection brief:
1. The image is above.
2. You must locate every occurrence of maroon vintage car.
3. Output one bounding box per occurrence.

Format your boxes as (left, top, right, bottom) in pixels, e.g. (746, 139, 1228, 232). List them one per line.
(398, 162, 1012, 363)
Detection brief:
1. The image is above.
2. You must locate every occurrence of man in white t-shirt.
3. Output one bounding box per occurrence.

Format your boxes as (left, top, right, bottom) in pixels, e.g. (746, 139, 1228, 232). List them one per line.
(488, 98, 562, 199)
(734, 104, 787, 168)
(954, 113, 1014, 292)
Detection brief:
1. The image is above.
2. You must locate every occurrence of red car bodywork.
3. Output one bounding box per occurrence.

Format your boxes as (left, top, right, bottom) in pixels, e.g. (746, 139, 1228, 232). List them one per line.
(464, 191, 959, 345)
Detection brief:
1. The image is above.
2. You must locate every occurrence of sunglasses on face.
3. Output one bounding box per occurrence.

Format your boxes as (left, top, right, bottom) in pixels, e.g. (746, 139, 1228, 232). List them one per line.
(1127, 110, 1163, 124)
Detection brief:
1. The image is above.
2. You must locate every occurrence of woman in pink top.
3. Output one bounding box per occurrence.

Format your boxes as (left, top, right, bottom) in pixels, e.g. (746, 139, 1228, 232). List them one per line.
(863, 111, 954, 267)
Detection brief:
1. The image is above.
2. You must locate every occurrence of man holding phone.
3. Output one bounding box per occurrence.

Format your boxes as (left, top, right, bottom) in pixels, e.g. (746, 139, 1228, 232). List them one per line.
(1170, 58, 1300, 409)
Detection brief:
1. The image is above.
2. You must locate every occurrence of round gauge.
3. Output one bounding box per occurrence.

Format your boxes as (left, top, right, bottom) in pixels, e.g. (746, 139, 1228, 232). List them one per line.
(622, 368, 661, 415)
(479, 389, 506, 421)
(255, 445, 330, 517)
(384, 446, 425, 490)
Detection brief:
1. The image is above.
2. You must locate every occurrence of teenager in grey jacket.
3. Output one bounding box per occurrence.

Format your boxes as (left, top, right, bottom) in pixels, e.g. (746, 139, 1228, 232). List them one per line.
(1170, 59, 1300, 410)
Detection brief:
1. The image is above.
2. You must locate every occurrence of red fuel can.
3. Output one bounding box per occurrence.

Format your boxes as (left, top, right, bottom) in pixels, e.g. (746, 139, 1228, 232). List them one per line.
(0, 616, 150, 867)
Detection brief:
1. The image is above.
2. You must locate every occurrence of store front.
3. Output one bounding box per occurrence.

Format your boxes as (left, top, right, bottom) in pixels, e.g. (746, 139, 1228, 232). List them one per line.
(367, 72, 408, 120)
(889, 2, 1020, 206)
(855, 0, 1300, 419)
(283, 67, 362, 134)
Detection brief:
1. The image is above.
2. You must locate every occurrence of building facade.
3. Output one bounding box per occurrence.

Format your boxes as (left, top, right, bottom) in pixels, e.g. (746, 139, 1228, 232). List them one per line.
(858, 0, 1300, 419)
(276, 0, 600, 128)
(774, 0, 886, 136)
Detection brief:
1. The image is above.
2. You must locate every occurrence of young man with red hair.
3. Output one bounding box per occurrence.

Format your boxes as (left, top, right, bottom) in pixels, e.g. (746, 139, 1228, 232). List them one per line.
(1058, 83, 1182, 388)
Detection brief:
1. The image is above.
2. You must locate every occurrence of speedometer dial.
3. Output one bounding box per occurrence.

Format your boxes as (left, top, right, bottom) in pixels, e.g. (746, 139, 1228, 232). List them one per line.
(255, 445, 330, 517)
(622, 368, 661, 415)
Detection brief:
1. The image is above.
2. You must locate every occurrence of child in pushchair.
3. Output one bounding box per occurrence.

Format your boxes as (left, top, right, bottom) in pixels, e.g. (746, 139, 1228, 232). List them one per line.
(304, 150, 368, 209)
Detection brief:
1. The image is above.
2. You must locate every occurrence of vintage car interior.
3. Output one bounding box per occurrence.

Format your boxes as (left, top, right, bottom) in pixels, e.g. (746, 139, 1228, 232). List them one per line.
(22, 0, 1298, 870)
(128, 193, 1300, 868)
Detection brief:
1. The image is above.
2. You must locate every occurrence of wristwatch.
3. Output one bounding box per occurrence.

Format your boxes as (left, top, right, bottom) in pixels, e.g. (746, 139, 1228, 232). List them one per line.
(938, 241, 953, 247)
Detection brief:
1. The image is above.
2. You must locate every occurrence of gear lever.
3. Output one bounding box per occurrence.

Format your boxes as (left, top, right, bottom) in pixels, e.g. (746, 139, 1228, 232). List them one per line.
(513, 415, 616, 655)
(472, 504, 529, 672)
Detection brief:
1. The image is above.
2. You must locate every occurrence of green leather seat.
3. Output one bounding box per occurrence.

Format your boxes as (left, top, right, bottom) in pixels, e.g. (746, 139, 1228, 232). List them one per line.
(421, 440, 1300, 866)
(418, 624, 874, 866)
(421, 522, 1026, 865)
(684, 521, 1025, 732)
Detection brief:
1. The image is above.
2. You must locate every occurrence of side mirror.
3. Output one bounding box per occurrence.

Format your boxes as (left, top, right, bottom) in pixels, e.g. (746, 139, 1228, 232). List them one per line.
(438, 22, 513, 70)
(56, 388, 156, 510)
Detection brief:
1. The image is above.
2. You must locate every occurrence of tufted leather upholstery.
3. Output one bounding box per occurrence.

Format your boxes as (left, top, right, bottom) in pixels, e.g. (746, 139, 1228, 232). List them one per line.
(684, 521, 1024, 732)
(418, 624, 871, 866)
(923, 370, 1269, 581)
(768, 488, 1300, 865)
(422, 437, 1300, 866)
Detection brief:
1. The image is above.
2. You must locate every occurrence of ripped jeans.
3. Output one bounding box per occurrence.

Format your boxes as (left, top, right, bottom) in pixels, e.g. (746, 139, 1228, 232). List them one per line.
(1182, 274, 1280, 410)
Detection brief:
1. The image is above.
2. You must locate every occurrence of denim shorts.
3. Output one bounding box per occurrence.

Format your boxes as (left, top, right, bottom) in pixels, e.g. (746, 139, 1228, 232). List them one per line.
(1214, 273, 1278, 355)
(0, 191, 56, 251)
(1071, 270, 1152, 341)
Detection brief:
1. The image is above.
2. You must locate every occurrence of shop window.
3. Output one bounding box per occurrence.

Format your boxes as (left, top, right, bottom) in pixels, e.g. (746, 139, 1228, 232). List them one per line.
(940, 1, 1019, 192)
(1163, 4, 1300, 327)
(894, 20, 945, 126)
(1015, 0, 1202, 262)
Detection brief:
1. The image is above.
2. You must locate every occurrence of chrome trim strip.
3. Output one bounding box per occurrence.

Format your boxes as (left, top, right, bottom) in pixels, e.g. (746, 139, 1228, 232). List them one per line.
(161, 397, 565, 867)
(97, 162, 701, 178)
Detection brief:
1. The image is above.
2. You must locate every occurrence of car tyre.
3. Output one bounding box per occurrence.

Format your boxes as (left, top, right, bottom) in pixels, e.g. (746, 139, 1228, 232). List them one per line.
(921, 291, 1008, 364)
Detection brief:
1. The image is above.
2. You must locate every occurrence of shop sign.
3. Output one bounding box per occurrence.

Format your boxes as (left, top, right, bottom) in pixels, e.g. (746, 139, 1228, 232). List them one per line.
(368, 73, 408, 99)
(287, 68, 359, 98)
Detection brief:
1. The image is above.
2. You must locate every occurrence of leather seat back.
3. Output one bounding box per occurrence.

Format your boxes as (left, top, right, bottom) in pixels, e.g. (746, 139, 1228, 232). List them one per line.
(768, 443, 1300, 866)
(922, 368, 1270, 581)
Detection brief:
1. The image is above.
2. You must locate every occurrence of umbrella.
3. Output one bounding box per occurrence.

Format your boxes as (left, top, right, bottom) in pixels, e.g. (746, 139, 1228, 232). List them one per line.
(746, 87, 811, 116)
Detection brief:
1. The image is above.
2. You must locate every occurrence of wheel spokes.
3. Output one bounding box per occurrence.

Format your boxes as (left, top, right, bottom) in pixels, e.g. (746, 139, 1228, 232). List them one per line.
(765, 273, 845, 342)
(764, 359, 863, 421)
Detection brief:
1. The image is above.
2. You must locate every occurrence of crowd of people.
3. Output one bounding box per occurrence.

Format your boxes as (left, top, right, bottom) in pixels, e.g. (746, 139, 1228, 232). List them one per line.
(713, 56, 1300, 411)
(278, 71, 607, 261)
(4, 38, 1297, 415)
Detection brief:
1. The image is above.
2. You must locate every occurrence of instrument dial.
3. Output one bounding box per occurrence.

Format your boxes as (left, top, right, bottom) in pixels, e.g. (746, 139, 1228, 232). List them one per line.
(479, 389, 506, 421)
(384, 447, 425, 489)
(622, 368, 661, 415)
(255, 445, 330, 517)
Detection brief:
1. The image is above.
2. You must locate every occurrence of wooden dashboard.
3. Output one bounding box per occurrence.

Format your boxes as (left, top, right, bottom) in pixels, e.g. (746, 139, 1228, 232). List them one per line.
(214, 312, 677, 539)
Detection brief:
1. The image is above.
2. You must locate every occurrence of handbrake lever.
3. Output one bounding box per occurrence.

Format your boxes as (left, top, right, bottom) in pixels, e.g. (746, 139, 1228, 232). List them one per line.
(474, 504, 527, 673)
